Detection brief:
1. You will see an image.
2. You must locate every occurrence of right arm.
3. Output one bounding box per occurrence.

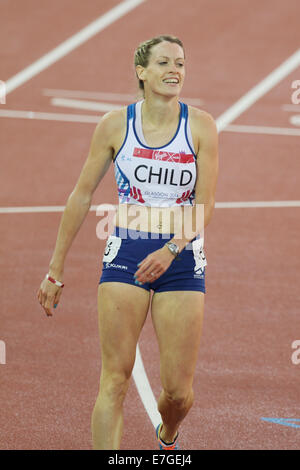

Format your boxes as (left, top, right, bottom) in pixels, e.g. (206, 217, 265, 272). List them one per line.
(38, 109, 124, 317)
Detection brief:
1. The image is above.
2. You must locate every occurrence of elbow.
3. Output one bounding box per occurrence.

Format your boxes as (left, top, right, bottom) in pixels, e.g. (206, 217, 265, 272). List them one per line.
(68, 188, 92, 208)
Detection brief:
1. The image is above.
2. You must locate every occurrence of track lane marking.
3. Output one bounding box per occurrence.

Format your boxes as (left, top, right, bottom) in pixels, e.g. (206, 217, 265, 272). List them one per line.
(0, 0, 146, 100)
(282, 104, 300, 112)
(43, 89, 204, 106)
(261, 418, 300, 429)
(0, 109, 101, 123)
(224, 124, 300, 136)
(216, 48, 300, 132)
(51, 98, 122, 112)
(1, 201, 300, 214)
(132, 345, 161, 428)
(2, 109, 300, 137)
(1, 15, 299, 436)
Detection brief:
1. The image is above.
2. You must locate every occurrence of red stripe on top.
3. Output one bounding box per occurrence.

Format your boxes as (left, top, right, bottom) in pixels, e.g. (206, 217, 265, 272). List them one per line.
(133, 147, 194, 163)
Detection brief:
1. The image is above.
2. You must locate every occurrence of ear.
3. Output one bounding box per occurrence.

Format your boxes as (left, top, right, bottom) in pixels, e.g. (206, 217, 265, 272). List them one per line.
(136, 65, 146, 82)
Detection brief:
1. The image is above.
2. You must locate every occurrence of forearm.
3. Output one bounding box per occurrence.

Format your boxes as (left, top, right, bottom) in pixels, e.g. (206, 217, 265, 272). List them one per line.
(168, 202, 214, 253)
(48, 190, 92, 277)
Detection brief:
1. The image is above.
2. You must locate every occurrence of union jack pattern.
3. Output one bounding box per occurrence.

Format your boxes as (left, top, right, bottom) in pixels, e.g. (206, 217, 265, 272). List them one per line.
(114, 162, 130, 202)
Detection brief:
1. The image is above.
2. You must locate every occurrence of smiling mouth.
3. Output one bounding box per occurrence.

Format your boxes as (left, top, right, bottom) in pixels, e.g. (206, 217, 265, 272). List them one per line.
(163, 79, 179, 85)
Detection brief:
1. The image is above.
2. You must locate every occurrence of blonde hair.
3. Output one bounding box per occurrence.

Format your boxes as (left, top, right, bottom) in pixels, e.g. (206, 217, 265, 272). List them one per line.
(134, 35, 185, 95)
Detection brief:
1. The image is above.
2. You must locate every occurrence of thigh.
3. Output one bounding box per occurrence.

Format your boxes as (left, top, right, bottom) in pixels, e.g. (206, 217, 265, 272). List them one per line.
(151, 291, 204, 391)
(98, 282, 151, 377)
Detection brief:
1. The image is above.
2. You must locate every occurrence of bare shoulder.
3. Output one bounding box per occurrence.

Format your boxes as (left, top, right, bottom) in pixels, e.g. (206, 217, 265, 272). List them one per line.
(100, 107, 128, 156)
(188, 106, 217, 132)
(187, 106, 218, 154)
(94, 107, 127, 142)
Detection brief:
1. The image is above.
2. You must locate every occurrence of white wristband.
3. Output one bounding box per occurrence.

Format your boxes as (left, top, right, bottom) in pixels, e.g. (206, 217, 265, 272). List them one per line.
(46, 274, 64, 288)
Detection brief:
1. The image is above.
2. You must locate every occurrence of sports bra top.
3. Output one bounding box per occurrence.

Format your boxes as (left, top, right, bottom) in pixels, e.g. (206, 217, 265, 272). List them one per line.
(113, 100, 197, 207)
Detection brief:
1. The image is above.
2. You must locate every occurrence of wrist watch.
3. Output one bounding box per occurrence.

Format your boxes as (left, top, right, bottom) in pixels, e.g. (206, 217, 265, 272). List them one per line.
(165, 241, 180, 258)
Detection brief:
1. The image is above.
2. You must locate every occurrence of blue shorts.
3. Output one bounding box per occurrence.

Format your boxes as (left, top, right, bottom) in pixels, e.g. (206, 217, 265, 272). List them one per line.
(99, 227, 206, 293)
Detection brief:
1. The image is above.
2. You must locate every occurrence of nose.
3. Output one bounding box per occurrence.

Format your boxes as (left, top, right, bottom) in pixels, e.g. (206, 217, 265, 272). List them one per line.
(167, 61, 180, 74)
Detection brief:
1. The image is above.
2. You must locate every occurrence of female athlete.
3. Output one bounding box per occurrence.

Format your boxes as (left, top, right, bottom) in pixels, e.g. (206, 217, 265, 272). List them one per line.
(37, 35, 219, 450)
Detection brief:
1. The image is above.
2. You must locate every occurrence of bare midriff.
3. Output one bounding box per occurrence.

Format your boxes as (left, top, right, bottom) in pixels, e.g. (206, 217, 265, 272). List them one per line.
(113, 203, 201, 239)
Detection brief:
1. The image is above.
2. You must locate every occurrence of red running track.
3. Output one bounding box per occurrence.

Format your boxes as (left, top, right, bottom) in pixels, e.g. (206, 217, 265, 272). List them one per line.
(0, 0, 300, 450)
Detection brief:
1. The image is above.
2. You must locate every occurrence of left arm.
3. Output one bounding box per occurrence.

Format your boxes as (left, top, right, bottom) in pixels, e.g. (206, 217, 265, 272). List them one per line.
(134, 110, 219, 284)
(168, 109, 219, 252)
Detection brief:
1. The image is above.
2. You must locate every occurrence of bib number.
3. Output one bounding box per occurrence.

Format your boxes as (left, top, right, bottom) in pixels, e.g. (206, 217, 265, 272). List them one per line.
(103, 236, 122, 263)
(192, 238, 207, 274)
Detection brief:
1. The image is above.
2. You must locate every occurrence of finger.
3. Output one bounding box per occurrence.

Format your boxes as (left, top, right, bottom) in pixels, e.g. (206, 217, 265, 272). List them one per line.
(53, 289, 62, 308)
(136, 261, 158, 280)
(137, 263, 164, 283)
(41, 291, 45, 306)
(134, 265, 152, 283)
(134, 258, 152, 278)
(44, 295, 54, 317)
(144, 267, 164, 282)
(41, 298, 53, 316)
(44, 306, 53, 317)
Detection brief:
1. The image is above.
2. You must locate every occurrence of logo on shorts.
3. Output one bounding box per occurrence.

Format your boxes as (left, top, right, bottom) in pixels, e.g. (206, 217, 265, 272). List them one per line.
(105, 262, 128, 270)
(194, 267, 205, 279)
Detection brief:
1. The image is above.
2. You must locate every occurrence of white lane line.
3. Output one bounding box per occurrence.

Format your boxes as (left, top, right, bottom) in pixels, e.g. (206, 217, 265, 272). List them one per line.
(282, 104, 300, 112)
(3, 110, 300, 135)
(0, 0, 146, 101)
(216, 48, 300, 132)
(44, 89, 138, 102)
(44, 88, 204, 106)
(290, 115, 300, 127)
(1, 201, 300, 214)
(1, 26, 298, 433)
(0, 205, 112, 213)
(215, 201, 300, 208)
(2, 199, 300, 430)
(0, 109, 100, 123)
(0, 206, 67, 214)
(51, 98, 122, 112)
(224, 124, 300, 136)
(132, 345, 161, 428)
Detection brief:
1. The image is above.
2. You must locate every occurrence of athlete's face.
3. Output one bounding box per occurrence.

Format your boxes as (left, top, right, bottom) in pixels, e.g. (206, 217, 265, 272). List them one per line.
(137, 41, 185, 97)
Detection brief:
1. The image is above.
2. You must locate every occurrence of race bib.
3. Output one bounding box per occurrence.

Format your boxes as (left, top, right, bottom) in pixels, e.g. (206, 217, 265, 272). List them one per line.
(103, 236, 122, 263)
(192, 238, 207, 273)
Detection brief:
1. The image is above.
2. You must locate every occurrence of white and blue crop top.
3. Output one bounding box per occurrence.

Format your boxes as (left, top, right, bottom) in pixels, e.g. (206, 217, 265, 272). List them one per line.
(113, 100, 197, 207)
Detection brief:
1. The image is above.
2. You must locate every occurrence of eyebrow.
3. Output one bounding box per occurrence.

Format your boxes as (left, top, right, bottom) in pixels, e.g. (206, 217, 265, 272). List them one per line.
(157, 56, 185, 60)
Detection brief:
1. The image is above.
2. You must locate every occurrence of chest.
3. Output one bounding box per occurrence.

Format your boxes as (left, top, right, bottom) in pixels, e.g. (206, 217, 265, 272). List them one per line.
(141, 122, 179, 148)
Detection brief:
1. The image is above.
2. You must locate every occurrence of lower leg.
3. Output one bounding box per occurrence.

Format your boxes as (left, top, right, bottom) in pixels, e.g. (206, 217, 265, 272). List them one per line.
(91, 381, 128, 450)
(157, 388, 194, 443)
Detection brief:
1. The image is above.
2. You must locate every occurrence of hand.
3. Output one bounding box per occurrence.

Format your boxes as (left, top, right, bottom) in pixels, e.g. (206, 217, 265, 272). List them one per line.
(37, 274, 64, 317)
(134, 245, 175, 285)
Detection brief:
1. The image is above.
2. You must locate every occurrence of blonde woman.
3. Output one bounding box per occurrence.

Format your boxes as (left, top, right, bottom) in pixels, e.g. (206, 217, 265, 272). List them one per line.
(38, 35, 219, 450)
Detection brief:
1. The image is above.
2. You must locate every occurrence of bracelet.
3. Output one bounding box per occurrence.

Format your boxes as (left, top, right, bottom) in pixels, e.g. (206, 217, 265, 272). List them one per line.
(46, 274, 64, 288)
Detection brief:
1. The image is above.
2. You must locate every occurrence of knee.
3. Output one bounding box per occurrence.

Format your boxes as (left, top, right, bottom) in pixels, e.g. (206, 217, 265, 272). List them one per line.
(163, 387, 194, 409)
(99, 372, 131, 403)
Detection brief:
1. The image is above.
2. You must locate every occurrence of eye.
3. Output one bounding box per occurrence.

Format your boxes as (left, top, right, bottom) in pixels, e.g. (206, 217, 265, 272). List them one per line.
(159, 61, 168, 65)
(177, 63, 184, 67)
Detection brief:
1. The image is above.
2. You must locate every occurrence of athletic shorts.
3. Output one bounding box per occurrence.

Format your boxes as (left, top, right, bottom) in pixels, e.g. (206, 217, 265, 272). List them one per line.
(99, 226, 207, 293)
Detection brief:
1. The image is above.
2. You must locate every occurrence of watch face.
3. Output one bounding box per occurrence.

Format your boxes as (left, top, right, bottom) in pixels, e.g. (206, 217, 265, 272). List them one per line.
(168, 242, 179, 254)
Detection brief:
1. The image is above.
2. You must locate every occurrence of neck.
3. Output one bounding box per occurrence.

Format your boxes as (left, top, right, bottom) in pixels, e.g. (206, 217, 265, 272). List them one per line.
(141, 93, 180, 128)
